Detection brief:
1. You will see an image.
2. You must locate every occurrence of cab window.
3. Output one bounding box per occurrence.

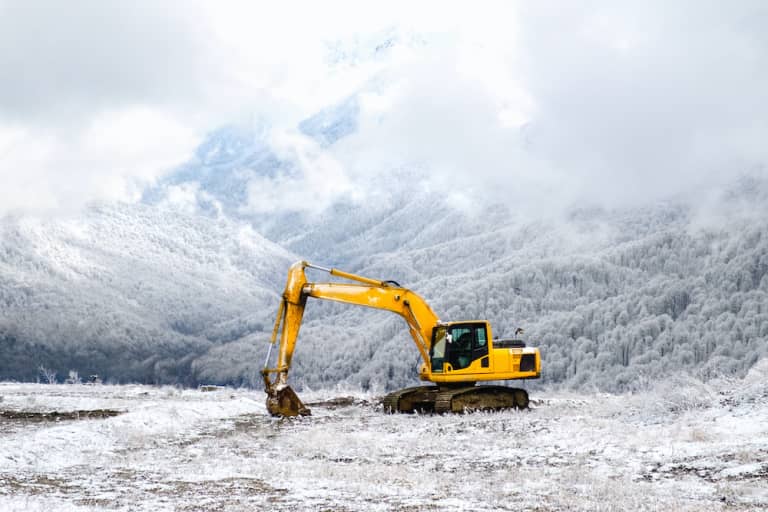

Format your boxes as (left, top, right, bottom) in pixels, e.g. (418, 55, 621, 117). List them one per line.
(430, 326, 447, 372)
(446, 324, 488, 370)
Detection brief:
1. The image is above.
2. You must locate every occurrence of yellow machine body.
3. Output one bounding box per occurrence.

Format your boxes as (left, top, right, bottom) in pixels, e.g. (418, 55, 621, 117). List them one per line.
(262, 261, 541, 417)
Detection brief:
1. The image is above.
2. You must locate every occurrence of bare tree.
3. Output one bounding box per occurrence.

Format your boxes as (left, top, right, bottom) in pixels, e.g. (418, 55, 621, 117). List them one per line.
(38, 365, 57, 384)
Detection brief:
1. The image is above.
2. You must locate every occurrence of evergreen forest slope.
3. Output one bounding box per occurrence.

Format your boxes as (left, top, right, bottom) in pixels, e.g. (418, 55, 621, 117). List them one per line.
(1, 118, 767, 392)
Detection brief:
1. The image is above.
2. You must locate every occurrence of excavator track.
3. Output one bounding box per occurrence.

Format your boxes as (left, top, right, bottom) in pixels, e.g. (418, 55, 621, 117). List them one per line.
(381, 385, 439, 413)
(434, 385, 529, 414)
(382, 385, 529, 414)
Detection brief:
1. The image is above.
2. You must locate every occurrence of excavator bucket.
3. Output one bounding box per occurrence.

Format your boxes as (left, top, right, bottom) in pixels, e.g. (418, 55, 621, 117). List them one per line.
(265, 385, 311, 417)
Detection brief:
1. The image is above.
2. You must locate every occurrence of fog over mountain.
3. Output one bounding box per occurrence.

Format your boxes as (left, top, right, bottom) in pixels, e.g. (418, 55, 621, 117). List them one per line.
(2, 117, 767, 391)
(1, 2, 767, 392)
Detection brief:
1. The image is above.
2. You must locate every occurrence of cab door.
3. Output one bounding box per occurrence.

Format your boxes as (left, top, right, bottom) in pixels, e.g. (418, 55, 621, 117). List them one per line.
(443, 323, 491, 375)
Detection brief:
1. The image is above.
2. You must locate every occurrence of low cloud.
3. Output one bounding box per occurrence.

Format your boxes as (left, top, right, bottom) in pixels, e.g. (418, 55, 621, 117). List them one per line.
(0, 108, 199, 215)
(514, 1, 768, 209)
(326, 1, 768, 215)
(1, 1, 766, 217)
(243, 130, 357, 214)
(0, 0, 216, 215)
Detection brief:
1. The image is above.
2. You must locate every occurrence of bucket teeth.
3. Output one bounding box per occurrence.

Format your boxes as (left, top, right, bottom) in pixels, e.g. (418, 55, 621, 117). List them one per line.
(266, 386, 311, 417)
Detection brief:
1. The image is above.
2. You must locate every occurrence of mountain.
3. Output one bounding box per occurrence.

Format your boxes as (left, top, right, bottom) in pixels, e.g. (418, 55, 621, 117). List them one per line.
(2, 95, 767, 392)
(278, 189, 768, 393)
(0, 203, 293, 385)
(141, 115, 768, 393)
(142, 123, 288, 217)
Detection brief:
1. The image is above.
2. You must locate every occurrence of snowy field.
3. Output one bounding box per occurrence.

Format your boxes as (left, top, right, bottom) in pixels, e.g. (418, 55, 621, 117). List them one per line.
(1, 365, 767, 511)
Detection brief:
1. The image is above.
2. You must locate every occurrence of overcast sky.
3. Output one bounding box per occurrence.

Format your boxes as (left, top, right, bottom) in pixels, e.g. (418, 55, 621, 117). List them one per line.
(0, 0, 766, 216)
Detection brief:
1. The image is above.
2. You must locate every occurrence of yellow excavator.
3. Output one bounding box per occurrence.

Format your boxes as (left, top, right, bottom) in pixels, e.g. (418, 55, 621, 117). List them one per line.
(261, 261, 541, 417)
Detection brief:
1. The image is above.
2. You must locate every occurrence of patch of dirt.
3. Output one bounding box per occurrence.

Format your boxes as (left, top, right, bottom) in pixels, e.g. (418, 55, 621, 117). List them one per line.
(304, 396, 373, 408)
(0, 409, 123, 422)
(0, 474, 83, 496)
(165, 477, 289, 511)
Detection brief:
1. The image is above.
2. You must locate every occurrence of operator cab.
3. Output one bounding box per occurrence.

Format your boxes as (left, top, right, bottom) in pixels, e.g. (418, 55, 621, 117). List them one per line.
(430, 322, 489, 372)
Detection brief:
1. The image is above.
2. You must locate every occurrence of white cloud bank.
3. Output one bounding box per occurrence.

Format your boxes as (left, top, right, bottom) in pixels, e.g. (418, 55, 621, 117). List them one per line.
(0, 0, 766, 216)
(334, 1, 768, 213)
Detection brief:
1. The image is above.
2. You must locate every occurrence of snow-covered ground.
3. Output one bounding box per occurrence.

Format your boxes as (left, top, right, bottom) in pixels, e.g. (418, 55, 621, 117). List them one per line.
(1, 364, 767, 511)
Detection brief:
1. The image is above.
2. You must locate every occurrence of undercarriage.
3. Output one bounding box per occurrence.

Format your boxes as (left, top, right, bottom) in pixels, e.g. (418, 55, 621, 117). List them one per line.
(381, 384, 529, 414)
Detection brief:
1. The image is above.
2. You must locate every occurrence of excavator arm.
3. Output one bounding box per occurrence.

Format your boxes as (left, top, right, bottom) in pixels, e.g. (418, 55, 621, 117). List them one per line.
(261, 261, 440, 416)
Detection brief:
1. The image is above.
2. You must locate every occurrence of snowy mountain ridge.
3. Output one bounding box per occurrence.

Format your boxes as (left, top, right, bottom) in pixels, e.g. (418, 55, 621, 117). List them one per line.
(0, 202, 294, 384)
(1, 99, 767, 391)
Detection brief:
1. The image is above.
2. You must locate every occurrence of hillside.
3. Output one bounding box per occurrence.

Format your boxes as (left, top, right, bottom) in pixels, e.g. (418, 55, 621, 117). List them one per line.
(1, 113, 767, 392)
(281, 185, 768, 393)
(0, 203, 293, 384)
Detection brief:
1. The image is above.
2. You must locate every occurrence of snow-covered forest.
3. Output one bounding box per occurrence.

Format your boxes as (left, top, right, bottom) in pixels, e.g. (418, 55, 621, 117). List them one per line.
(257, 178, 768, 393)
(1, 122, 767, 392)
